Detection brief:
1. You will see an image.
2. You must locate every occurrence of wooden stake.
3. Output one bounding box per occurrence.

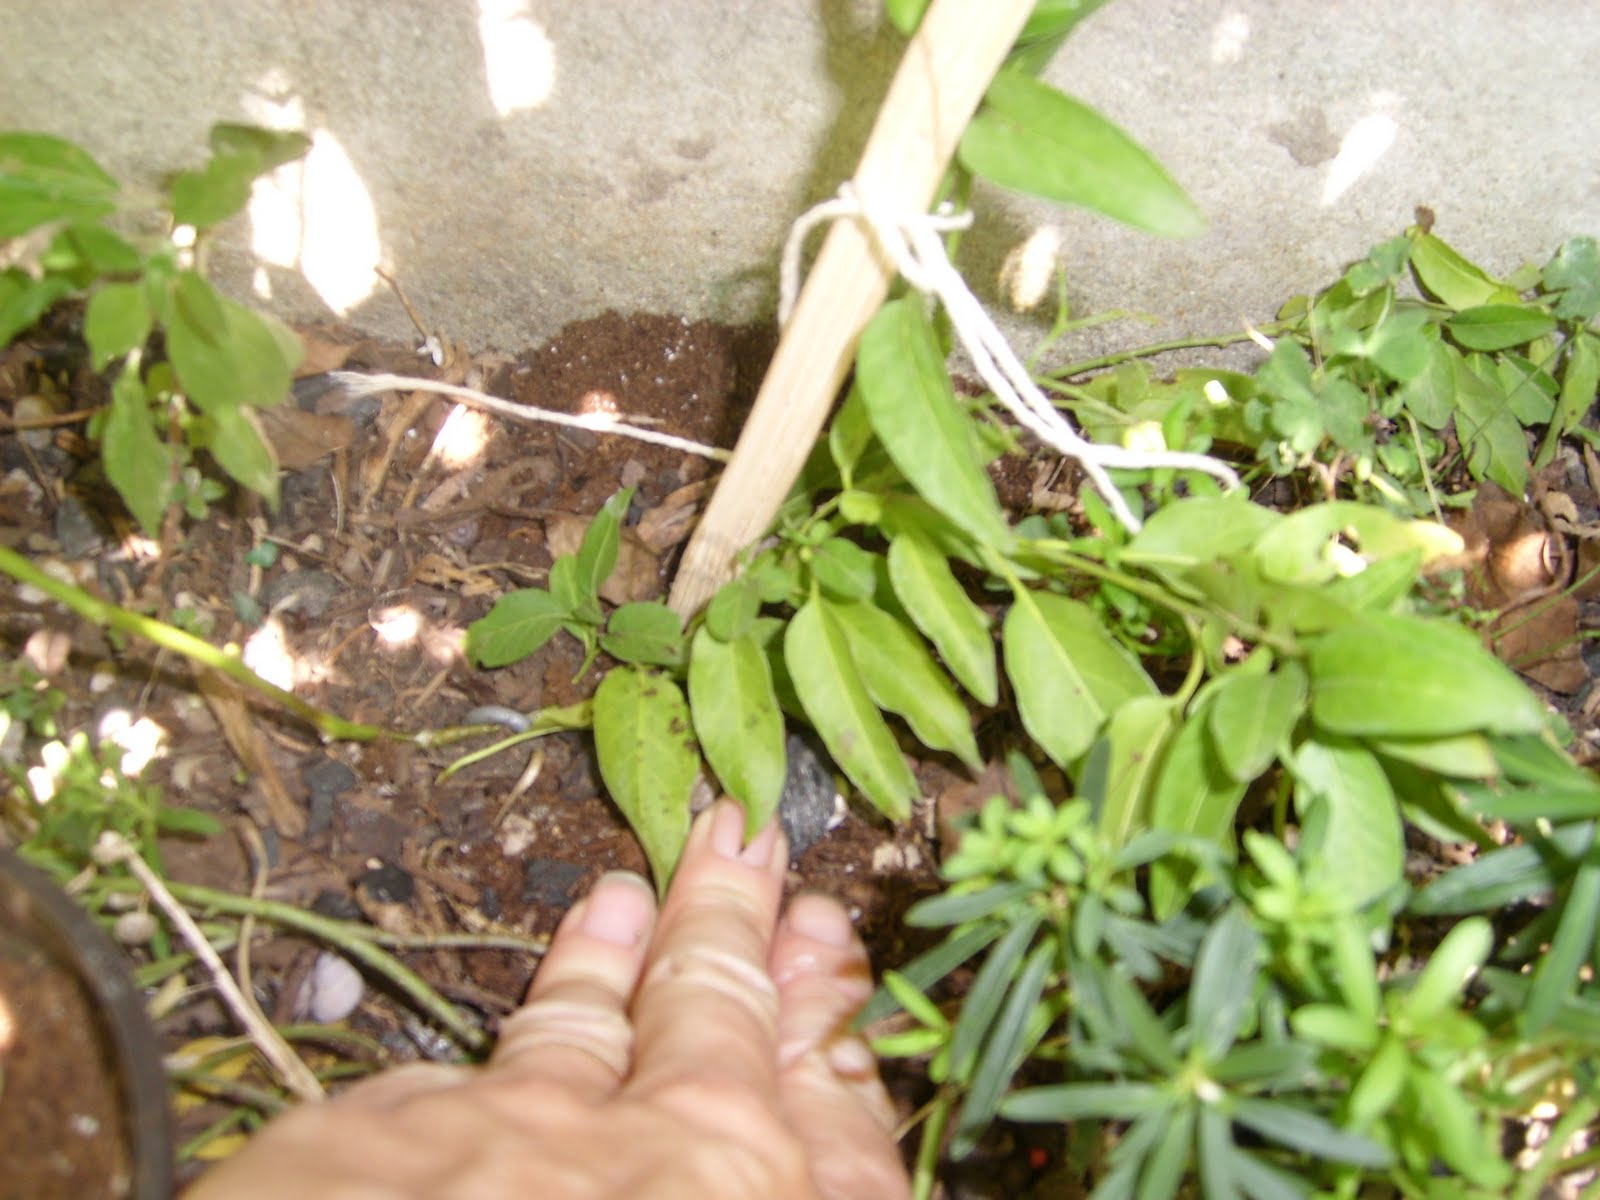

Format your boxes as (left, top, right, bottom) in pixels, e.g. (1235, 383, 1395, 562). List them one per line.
(668, 0, 1036, 617)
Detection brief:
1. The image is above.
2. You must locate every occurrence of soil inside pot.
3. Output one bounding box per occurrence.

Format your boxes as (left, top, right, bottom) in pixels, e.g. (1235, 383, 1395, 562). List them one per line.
(0, 945, 134, 1198)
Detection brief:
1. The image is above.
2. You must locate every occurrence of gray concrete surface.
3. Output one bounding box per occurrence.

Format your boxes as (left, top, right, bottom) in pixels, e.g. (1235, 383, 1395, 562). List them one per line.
(1, 1, 1596, 368)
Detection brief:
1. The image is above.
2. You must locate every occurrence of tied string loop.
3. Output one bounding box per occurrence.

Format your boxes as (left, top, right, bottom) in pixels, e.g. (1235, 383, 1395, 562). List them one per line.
(779, 183, 1241, 532)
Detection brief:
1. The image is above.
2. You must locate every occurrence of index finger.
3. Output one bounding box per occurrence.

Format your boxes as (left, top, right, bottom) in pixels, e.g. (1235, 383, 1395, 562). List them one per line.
(626, 800, 789, 1100)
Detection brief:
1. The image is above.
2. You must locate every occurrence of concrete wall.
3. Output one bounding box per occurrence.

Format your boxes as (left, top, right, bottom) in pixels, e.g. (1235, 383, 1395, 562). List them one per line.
(2, 1, 1596, 363)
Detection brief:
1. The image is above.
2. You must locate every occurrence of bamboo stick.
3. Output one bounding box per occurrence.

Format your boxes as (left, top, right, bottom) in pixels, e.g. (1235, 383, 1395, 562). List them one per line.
(668, 0, 1036, 617)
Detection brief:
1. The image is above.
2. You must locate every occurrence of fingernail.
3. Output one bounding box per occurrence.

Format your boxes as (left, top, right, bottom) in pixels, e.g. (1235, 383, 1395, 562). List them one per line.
(826, 1036, 879, 1079)
(739, 816, 782, 868)
(784, 894, 856, 947)
(579, 871, 655, 947)
(705, 799, 781, 867)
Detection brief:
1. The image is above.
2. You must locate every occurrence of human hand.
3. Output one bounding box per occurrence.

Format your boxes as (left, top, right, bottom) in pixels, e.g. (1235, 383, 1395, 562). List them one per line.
(185, 799, 910, 1199)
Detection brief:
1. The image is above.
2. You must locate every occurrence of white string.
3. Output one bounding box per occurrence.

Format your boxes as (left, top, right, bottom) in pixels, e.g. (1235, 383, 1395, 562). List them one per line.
(779, 183, 1241, 532)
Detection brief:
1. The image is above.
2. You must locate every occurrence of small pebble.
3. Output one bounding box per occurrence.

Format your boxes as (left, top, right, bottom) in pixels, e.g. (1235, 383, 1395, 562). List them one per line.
(113, 911, 159, 945)
(779, 733, 844, 859)
(299, 951, 365, 1023)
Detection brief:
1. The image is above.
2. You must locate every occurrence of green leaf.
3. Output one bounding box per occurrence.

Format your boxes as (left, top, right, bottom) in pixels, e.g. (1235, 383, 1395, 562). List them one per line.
(1289, 737, 1404, 907)
(883, 0, 931, 35)
(887, 532, 997, 705)
(1308, 613, 1544, 738)
(832, 599, 981, 770)
(947, 907, 1044, 1085)
(548, 556, 601, 625)
(1092, 695, 1178, 850)
(0, 269, 74, 344)
(1397, 339, 1460, 429)
(1003, 590, 1155, 768)
(1409, 231, 1517, 310)
(688, 627, 786, 835)
(1229, 1097, 1391, 1168)
(1346, 1035, 1407, 1129)
(1522, 862, 1600, 1036)
(877, 970, 950, 1033)
(1542, 236, 1600, 319)
(85, 281, 153, 369)
(784, 597, 917, 820)
(906, 881, 1034, 927)
(827, 383, 876, 482)
(202, 403, 279, 506)
(1370, 732, 1498, 779)
(593, 667, 697, 891)
(1452, 350, 1530, 493)
(208, 123, 311, 173)
(1290, 1003, 1378, 1055)
(1409, 823, 1592, 915)
(102, 367, 170, 534)
(466, 587, 571, 667)
(169, 153, 262, 230)
(1188, 906, 1260, 1060)
(808, 537, 879, 601)
(1137, 1103, 1194, 1200)
(950, 934, 1054, 1157)
(600, 601, 684, 668)
(1149, 707, 1248, 919)
(1123, 495, 1281, 572)
(960, 69, 1204, 238)
(1405, 1069, 1513, 1190)
(1001, 1081, 1166, 1122)
(47, 222, 141, 276)
(704, 575, 762, 641)
(859, 922, 1003, 1026)
(1206, 662, 1306, 783)
(1447, 303, 1558, 352)
(856, 298, 1011, 548)
(1539, 331, 1600, 468)
(166, 283, 300, 411)
(0, 132, 119, 238)
(1404, 915, 1491, 1023)
(1195, 1107, 1242, 1200)
(575, 487, 635, 604)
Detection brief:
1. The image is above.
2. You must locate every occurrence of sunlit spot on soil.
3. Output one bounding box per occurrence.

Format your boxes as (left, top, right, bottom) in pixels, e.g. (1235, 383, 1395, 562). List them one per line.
(432, 405, 493, 470)
(368, 601, 424, 649)
(0, 991, 14, 1053)
(578, 389, 621, 426)
(242, 618, 300, 690)
(95, 710, 169, 776)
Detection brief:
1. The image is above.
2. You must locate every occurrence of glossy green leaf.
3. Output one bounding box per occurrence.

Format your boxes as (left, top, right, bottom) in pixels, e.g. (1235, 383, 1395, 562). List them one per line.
(1540, 331, 1600, 467)
(1404, 915, 1491, 1023)
(1447, 303, 1557, 352)
(1308, 613, 1544, 738)
(548, 556, 600, 625)
(1542, 235, 1600, 319)
(688, 626, 785, 834)
(600, 601, 684, 668)
(102, 368, 170, 534)
(1522, 862, 1600, 1035)
(1290, 1003, 1378, 1055)
(856, 298, 1011, 548)
(704, 575, 761, 641)
(887, 531, 997, 705)
(84, 281, 153, 369)
(1330, 917, 1381, 1025)
(832, 599, 980, 769)
(784, 597, 917, 820)
(1409, 231, 1517, 310)
(593, 667, 697, 891)
(0, 132, 118, 237)
(1452, 349, 1530, 492)
(827, 383, 875, 481)
(1092, 695, 1177, 849)
(1369, 732, 1498, 779)
(1207, 662, 1306, 783)
(466, 587, 571, 667)
(960, 69, 1204, 238)
(1188, 906, 1260, 1059)
(1003, 590, 1154, 768)
(1289, 737, 1403, 907)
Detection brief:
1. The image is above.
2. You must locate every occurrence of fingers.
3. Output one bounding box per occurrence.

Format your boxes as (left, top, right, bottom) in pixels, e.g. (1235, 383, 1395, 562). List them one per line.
(490, 869, 657, 1101)
(627, 800, 789, 1102)
(772, 895, 911, 1200)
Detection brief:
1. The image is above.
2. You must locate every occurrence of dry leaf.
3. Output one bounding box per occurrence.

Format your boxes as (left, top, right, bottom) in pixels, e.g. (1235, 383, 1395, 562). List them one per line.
(260, 405, 356, 471)
(636, 480, 708, 552)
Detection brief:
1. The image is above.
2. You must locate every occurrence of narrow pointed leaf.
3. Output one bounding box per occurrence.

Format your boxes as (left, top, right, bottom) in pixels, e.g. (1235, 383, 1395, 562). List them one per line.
(593, 667, 697, 891)
(1230, 1097, 1391, 1168)
(856, 297, 1011, 547)
(785, 597, 917, 820)
(688, 626, 786, 834)
(961, 69, 1204, 238)
(951, 937, 1054, 1158)
(1522, 862, 1600, 1035)
(888, 531, 997, 705)
(103, 368, 170, 534)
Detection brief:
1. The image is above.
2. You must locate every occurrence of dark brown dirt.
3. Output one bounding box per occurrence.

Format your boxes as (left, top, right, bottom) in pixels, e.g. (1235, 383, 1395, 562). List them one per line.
(0, 947, 133, 1198)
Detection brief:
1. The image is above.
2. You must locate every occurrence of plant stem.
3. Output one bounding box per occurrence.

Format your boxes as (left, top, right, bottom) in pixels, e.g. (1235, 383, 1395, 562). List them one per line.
(1045, 323, 1292, 381)
(0, 544, 401, 744)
